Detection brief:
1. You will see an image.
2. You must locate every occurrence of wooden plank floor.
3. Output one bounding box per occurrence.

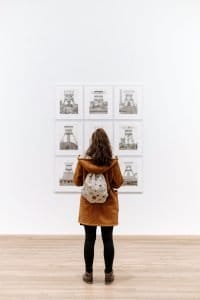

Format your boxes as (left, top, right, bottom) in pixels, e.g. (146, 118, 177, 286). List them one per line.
(0, 235, 200, 300)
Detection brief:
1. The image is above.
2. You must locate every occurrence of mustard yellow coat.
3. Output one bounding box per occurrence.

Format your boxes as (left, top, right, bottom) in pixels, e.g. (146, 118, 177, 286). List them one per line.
(73, 156, 124, 226)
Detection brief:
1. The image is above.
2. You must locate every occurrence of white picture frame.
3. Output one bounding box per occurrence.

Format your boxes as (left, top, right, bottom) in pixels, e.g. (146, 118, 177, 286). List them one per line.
(84, 120, 114, 152)
(55, 156, 81, 192)
(118, 156, 143, 193)
(56, 85, 83, 119)
(55, 121, 83, 155)
(114, 85, 143, 119)
(114, 121, 143, 155)
(84, 85, 113, 119)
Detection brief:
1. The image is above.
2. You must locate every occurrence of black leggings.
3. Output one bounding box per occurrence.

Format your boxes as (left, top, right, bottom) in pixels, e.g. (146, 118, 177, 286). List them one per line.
(83, 225, 114, 273)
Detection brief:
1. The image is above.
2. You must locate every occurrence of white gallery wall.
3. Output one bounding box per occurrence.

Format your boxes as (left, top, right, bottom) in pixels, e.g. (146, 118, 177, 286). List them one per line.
(0, 0, 200, 235)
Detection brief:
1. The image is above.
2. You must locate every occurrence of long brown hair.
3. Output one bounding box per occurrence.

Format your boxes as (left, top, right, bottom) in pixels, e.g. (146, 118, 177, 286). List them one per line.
(86, 128, 113, 166)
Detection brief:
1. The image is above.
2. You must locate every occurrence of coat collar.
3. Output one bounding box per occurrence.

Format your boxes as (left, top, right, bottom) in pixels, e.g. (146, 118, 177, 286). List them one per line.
(78, 155, 118, 174)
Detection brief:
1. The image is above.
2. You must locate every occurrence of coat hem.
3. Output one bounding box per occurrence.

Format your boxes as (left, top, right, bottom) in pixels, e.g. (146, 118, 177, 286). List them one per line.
(79, 222, 118, 227)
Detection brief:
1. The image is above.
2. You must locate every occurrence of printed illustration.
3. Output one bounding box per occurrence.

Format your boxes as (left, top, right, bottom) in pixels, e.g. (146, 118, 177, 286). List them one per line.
(114, 121, 142, 155)
(55, 157, 80, 192)
(114, 86, 143, 119)
(56, 121, 82, 155)
(84, 86, 113, 119)
(119, 89, 137, 114)
(56, 86, 83, 119)
(119, 157, 143, 193)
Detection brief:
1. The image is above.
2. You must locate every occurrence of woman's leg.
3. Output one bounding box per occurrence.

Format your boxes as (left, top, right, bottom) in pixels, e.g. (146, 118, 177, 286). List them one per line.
(101, 226, 114, 273)
(83, 225, 97, 273)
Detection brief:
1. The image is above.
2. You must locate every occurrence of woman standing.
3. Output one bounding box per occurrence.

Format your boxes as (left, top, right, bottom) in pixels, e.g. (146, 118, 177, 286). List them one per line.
(73, 128, 123, 284)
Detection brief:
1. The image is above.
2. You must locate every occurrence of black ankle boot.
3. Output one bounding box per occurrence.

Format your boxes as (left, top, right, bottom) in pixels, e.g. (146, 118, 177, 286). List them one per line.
(82, 272, 93, 284)
(105, 271, 114, 284)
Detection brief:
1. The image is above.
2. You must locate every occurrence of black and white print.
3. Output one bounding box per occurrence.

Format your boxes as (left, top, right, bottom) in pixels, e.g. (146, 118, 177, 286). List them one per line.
(84, 86, 113, 119)
(55, 121, 82, 155)
(114, 121, 143, 155)
(114, 85, 143, 119)
(55, 156, 81, 192)
(118, 157, 143, 193)
(56, 85, 83, 119)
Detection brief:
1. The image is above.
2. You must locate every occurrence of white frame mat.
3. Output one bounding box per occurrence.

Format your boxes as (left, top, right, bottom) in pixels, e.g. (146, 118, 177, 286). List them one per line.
(118, 156, 143, 193)
(55, 156, 81, 192)
(56, 85, 83, 119)
(114, 121, 143, 155)
(114, 85, 143, 119)
(55, 121, 83, 156)
(84, 85, 113, 119)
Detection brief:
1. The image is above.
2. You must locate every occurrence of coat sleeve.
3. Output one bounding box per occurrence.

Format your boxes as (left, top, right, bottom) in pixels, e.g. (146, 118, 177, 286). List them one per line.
(110, 160, 124, 189)
(73, 159, 84, 186)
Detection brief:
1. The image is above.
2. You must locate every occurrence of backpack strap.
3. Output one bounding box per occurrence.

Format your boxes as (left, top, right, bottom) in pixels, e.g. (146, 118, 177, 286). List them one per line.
(104, 172, 111, 193)
(82, 168, 87, 183)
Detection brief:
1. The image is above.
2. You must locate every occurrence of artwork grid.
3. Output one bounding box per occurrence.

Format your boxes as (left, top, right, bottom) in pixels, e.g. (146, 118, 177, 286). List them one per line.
(55, 84, 143, 193)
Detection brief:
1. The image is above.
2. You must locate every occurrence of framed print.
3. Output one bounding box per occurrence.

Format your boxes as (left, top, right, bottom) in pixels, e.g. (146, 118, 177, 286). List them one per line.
(55, 156, 81, 192)
(84, 86, 113, 119)
(55, 121, 83, 155)
(84, 120, 114, 151)
(56, 85, 83, 119)
(114, 85, 143, 119)
(114, 121, 143, 155)
(118, 156, 143, 193)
